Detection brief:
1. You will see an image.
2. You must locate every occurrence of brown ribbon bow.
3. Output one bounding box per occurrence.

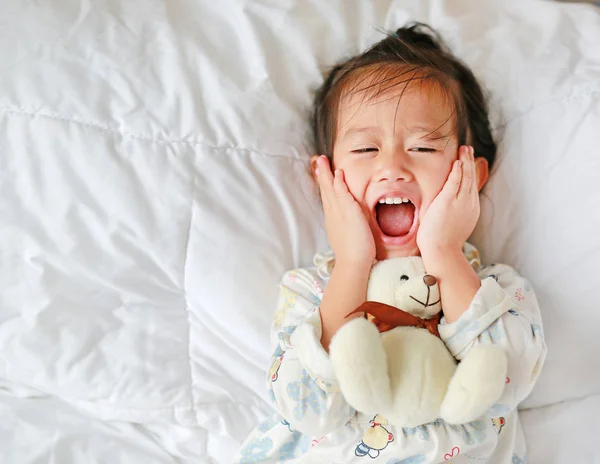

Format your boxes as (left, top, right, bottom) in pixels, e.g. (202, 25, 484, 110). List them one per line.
(346, 301, 442, 338)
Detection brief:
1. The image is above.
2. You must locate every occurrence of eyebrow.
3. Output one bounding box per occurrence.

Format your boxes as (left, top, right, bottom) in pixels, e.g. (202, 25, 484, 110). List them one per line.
(408, 125, 453, 140)
(409, 125, 436, 133)
(342, 125, 452, 140)
(341, 126, 383, 138)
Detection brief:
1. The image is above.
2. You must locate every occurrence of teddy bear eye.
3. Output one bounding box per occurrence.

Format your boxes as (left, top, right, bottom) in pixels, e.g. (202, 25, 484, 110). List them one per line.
(400, 275, 409, 282)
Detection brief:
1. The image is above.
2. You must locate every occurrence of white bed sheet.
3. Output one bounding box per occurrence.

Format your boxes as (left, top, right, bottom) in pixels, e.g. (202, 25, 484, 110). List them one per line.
(1, 1, 599, 463)
(0, 385, 232, 464)
(521, 394, 600, 464)
(1, 389, 598, 464)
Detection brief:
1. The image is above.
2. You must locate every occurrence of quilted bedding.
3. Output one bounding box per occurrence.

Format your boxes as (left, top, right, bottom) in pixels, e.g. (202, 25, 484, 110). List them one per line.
(1, 1, 599, 463)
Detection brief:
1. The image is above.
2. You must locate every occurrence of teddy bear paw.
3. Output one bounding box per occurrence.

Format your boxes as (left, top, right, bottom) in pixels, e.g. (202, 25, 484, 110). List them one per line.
(440, 344, 508, 424)
(329, 317, 392, 415)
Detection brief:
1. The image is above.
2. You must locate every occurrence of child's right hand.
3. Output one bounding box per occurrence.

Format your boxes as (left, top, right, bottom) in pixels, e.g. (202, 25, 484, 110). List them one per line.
(315, 156, 376, 269)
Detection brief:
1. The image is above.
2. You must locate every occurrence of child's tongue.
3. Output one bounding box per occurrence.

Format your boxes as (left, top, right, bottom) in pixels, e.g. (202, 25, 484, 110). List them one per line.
(376, 203, 414, 237)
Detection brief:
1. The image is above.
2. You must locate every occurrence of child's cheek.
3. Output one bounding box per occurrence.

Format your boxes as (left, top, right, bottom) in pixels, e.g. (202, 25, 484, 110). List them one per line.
(340, 170, 360, 196)
(427, 170, 450, 199)
(418, 197, 435, 221)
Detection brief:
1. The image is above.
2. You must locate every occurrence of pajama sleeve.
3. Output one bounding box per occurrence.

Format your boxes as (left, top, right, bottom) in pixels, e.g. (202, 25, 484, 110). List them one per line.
(266, 268, 355, 437)
(438, 264, 547, 416)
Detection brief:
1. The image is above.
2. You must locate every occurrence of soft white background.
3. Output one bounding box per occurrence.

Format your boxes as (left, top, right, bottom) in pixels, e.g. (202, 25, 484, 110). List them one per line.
(0, 1, 599, 463)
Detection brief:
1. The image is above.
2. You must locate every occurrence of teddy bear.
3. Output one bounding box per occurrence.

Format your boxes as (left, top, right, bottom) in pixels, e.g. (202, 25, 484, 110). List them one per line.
(328, 256, 508, 427)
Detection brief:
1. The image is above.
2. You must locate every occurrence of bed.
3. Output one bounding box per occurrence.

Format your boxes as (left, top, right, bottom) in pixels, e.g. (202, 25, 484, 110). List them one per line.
(1, 1, 599, 463)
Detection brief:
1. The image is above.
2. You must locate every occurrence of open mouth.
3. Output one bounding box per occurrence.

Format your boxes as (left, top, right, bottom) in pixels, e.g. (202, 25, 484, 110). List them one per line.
(374, 197, 416, 237)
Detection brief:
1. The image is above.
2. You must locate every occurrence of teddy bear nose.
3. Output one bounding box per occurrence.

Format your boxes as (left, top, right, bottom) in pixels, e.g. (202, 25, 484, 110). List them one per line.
(423, 275, 437, 287)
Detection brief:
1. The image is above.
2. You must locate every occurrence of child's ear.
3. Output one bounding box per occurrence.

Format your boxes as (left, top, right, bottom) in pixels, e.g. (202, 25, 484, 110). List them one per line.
(475, 157, 489, 191)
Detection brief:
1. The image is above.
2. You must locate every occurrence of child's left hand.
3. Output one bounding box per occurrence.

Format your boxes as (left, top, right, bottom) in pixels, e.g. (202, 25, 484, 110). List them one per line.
(417, 145, 479, 261)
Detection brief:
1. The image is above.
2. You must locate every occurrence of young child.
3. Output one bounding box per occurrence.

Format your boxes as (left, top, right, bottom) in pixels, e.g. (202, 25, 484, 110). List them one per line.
(238, 23, 546, 464)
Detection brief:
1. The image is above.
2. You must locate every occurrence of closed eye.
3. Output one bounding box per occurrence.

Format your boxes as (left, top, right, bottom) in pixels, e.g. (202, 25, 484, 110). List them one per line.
(351, 148, 378, 154)
(408, 147, 437, 153)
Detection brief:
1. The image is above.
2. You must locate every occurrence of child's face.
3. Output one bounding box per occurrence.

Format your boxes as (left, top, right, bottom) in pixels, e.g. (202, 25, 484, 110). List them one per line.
(324, 80, 488, 260)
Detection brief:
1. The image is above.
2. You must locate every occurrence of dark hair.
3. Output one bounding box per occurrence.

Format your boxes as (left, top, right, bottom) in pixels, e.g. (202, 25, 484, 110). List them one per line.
(311, 22, 497, 170)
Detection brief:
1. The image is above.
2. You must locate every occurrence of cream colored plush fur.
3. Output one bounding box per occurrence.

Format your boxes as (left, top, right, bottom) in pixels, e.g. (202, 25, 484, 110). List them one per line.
(329, 257, 507, 427)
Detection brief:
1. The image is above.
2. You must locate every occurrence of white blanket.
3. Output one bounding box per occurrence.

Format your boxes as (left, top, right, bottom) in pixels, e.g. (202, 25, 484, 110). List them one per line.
(1, 1, 599, 463)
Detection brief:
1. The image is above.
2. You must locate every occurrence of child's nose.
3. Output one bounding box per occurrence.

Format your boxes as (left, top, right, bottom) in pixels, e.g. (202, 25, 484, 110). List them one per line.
(376, 152, 413, 182)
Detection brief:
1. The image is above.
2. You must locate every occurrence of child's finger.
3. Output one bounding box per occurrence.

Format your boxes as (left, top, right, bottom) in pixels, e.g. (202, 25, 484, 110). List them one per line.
(444, 159, 463, 198)
(315, 156, 334, 201)
(459, 146, 473, 197)
(333, 168, 349, 198)
(468, 146, 477, 197)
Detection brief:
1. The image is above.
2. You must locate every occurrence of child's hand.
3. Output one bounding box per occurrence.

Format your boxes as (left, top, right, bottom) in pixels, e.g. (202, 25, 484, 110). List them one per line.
(417, 146, 479, 261)
(315, 156, 376, 269)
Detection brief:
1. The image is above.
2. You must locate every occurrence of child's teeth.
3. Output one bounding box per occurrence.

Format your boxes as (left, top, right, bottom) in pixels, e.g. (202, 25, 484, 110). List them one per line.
(379, 197, 410, 205)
